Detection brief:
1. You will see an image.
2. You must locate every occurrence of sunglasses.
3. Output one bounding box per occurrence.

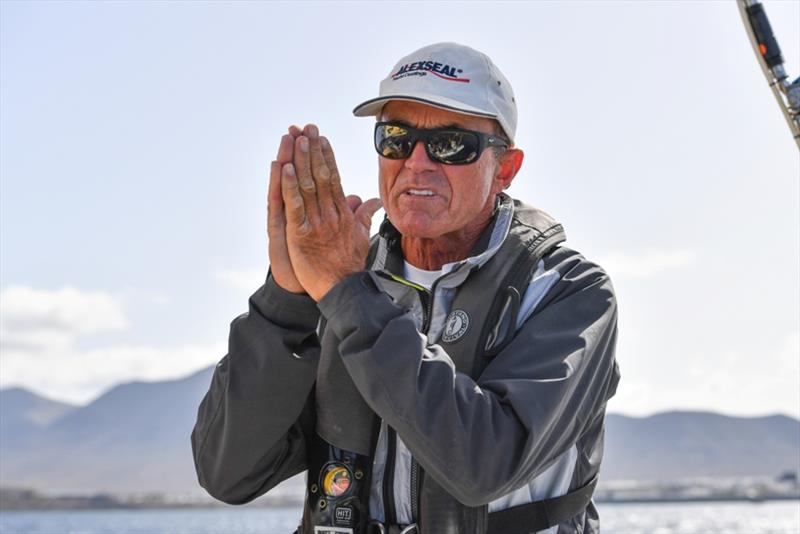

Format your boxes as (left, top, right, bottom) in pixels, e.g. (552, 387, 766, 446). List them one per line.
(374, 121, 509, 165)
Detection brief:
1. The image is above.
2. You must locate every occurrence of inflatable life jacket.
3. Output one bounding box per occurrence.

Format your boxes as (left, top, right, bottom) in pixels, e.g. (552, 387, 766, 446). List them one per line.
(300, 194, 596, 534)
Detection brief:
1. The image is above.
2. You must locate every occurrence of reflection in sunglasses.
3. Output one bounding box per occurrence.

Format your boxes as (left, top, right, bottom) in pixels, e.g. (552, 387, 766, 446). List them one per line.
(430, 133, 468, 159)
(375, 121, 506, 165)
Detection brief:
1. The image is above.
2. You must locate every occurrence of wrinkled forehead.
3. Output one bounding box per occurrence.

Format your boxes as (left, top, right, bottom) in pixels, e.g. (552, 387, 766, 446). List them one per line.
(379, 100, 498, 134)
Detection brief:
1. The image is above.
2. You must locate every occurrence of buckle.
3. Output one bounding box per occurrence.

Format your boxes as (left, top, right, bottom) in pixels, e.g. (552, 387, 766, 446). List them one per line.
(365, 522, 418, 534)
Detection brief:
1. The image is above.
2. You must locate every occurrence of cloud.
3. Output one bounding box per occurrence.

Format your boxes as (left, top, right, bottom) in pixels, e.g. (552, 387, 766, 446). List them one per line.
(116, 287, 172, 306)
(610, 330, 800, 419)
(776, 330, 800, 370)
(0, 285, 223, 405)
(0, 342, 226, 405)
(595, 249, 695, 279)
(214, 268, 267, 292)
(1, 286, 129, 353)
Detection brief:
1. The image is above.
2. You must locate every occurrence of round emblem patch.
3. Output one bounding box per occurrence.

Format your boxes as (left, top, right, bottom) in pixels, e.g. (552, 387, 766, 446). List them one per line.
(442, 310, 470, 343)
(322, 464, 352, 497)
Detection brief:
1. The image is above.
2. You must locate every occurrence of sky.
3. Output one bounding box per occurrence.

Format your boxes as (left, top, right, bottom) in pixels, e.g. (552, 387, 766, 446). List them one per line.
(1, 0, 798, 419)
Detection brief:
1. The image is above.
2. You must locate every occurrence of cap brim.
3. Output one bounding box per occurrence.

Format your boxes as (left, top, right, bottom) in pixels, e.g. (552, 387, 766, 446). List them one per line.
(353, 93, 497, 121)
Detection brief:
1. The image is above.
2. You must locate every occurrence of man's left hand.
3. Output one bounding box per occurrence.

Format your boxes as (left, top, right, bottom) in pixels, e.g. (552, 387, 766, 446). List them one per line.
(280, 124, 382, 302)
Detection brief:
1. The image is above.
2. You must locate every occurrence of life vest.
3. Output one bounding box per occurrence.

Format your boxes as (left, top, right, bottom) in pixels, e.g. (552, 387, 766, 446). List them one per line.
(301, 194, 596, 534)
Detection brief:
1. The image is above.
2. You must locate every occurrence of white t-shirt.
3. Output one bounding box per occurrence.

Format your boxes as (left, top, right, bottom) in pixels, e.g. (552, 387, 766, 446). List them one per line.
(402, 261, 442, 290)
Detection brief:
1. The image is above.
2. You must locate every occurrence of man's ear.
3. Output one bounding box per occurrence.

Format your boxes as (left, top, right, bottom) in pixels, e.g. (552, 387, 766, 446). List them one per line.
(495, 148, 524, 190)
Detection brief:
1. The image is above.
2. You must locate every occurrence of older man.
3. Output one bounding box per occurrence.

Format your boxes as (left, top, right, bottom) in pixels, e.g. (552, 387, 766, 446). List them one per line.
(192, 43, 620, 534)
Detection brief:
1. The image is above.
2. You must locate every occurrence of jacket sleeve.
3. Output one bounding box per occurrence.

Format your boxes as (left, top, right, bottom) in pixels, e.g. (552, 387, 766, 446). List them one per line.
(316, 254, 619, 507)
(191, 274, 321, 504)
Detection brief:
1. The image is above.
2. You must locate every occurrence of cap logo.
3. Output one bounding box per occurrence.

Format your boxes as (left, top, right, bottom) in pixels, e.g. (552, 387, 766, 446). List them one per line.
(392, 60, 470, 83)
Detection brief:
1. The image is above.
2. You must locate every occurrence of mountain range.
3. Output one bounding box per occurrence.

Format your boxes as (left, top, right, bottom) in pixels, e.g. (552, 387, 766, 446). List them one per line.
(1, 367, 798, 497)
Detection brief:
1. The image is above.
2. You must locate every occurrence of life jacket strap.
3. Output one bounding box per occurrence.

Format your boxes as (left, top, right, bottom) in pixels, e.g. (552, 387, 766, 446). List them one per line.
(365, 521, 419, 534)
(486, 476, 598, 534)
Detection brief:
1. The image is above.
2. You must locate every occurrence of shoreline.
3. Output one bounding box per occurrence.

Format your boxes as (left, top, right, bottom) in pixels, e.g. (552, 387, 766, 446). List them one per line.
(2, 496, 799, 512)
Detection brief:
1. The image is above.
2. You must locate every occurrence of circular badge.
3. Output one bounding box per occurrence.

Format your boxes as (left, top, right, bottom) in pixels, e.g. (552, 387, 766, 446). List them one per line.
(322, 464, 352, 497)
(441, 309, 470, 343)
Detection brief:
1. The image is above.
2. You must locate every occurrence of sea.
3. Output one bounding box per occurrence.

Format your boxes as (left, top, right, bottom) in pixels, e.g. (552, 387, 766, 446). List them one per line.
(1, 501, 799, 534)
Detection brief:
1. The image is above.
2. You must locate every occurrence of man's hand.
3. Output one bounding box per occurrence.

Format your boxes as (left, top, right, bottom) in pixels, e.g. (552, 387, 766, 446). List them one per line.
(280, 124, 382, 302)
(267, 130, 305, 293)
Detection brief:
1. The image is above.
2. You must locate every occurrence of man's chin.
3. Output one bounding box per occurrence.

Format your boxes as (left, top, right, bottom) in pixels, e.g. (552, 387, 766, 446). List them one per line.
(395, 227, 450, 242)
(386, 211, 434, 237)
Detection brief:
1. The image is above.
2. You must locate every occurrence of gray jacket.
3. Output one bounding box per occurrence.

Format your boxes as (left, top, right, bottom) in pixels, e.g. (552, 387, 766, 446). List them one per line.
(191, 195, 620, 533)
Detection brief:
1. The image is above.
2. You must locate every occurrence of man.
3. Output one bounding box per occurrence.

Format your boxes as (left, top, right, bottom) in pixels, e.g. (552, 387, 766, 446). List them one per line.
(192, 42, 620, 534)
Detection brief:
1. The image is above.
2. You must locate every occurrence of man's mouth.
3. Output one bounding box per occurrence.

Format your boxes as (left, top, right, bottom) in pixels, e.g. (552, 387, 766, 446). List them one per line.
(405, 189, 436, 196)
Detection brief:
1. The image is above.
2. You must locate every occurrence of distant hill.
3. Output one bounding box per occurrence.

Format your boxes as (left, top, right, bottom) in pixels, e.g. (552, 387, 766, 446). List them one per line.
(1, 369, 798, 496)
(0, 388, 77, 453)
(604, 411, 800, 481)
(1, 367, 215, 494)
(0, 387, 76, 428)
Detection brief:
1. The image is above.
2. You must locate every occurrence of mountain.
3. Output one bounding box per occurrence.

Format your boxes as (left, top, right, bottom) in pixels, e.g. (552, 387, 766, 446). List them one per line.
(0, 387, 76, 428)
(1, 370, 798, 496)
(603, 411, 800, 481)
(1, 367, 215, 493)
(0, 388, 77, 452)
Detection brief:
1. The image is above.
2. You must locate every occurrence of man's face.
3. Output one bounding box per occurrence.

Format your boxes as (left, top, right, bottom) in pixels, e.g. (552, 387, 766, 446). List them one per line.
(378, 101, 511, 241)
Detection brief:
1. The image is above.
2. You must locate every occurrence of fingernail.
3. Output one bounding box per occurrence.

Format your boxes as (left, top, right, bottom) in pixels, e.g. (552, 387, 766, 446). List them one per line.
(306, 124, 319, 138)
(285, 163, 295, 176)
(299, 137, 309, 152)
(320, 137, 329, 149)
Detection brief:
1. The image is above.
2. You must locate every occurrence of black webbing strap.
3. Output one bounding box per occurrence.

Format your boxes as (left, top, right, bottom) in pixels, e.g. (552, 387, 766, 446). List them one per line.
(486, 476, 598, 534)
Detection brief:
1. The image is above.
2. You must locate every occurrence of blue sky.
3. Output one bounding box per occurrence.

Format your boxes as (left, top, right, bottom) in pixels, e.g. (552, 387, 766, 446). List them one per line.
(1, 1, 798, 417)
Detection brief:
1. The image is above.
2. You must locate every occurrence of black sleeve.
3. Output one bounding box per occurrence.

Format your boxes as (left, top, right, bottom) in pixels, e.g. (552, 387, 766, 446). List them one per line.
(191, 274, 321, 504)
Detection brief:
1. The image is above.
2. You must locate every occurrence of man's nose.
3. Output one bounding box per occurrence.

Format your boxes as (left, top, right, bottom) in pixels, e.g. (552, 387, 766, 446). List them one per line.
(404, 141, 437, 172)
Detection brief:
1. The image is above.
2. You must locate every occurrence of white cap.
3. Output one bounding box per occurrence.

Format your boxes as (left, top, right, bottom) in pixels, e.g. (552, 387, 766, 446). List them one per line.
(353, 42, 518, 143)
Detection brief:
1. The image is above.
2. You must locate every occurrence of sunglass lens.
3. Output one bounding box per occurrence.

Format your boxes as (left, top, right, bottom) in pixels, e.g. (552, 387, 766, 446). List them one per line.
(427, 131, 479, 164)
(376, 124, 414, 159)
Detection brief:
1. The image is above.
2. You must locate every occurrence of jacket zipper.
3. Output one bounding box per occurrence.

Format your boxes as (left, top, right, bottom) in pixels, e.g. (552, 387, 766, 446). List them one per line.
(381, 276, 437, 526)
(421, 281, 435, 333)
(383, 427, 398, 525)
(410, 457, 421, 522)
(411, 282, 435, 523)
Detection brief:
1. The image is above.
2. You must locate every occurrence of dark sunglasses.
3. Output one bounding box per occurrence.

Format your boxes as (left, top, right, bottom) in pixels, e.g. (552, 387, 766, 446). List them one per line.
(374, 121, 509, 165)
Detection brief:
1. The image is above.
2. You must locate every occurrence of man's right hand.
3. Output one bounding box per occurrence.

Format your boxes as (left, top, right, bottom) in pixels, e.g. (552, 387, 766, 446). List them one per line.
(268, 129, 305, 293)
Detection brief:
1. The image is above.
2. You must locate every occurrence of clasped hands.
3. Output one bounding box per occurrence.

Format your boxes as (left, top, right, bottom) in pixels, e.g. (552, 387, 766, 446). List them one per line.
(268, 124, 382, 302)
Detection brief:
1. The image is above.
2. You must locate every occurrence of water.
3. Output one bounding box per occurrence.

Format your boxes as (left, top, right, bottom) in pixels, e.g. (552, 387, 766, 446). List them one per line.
(0, 507, 301, 534)
(1, 501, 798, 534)
(599, 501, 800, 533)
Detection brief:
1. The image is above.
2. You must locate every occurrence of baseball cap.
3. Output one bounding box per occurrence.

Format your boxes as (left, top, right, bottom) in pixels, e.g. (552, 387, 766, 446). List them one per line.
(353, 42, 518, 144)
